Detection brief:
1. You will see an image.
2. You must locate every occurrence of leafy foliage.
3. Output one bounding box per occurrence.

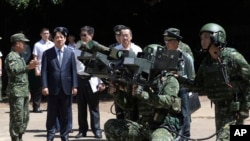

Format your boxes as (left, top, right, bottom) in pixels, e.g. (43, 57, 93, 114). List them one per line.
(5, 0, 64, 10)
(6, 0, 30, 10)
(51, 0, 64, 5)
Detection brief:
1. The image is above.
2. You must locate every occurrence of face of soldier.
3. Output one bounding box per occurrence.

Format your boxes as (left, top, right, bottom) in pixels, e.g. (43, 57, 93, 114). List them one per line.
(53, 32, 66, 48)
(200, 32, 211, 50)
(14, 41, 26, 53)
(164, 39, 179, 50)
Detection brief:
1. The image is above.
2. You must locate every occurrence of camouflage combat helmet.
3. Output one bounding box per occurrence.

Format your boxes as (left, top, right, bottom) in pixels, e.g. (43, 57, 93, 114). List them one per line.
(143, 44, 164, 56)
(200, 23, 227, 47)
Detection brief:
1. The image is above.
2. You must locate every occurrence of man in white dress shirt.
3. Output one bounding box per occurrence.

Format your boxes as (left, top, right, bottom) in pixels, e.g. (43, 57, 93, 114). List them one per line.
(32, 27, 54, 113)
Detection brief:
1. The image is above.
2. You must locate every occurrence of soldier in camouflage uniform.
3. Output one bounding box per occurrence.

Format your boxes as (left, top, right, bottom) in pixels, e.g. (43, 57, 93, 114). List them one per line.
(104, 70, 181, 141)
(163, 28, 194, 60)
(178, 23, 250, 140)
(163, 28, 195, 141)
(5, 33, 38, 141)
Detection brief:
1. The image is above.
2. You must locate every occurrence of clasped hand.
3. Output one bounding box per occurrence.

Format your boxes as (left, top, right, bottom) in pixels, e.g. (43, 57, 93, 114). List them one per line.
(28, 59, 39, 70)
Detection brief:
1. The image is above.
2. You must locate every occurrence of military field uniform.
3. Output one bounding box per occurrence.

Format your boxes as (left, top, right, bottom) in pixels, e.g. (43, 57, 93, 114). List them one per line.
(178, 41, 194, 60)
(104, 72, 181, 141)
(5, 50, 30, 141)
(5, 33, 31, 141)
(181, 47, 250, 140)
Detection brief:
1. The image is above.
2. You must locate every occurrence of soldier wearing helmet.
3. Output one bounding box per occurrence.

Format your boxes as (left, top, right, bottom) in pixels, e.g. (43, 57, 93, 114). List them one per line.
(199, 23, 227, 52)
(178, 23, 250, 140)
(104, 54, 181, 140)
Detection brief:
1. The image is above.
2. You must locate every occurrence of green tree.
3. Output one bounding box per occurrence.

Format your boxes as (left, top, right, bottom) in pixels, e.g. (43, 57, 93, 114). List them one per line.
(5, 0, 64, 10)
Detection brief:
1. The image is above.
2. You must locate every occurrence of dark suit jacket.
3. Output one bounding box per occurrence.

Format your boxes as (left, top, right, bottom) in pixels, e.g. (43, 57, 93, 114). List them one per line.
(41, 46, 78, 95)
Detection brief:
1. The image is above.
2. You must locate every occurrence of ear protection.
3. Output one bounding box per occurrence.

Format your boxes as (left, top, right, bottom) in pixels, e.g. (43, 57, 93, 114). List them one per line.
(212, 31, 226, 47)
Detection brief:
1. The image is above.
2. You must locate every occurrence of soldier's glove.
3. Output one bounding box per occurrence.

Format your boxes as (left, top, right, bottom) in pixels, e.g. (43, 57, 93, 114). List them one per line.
(133, 85, 149, 100)
(139, 91, 150, 100)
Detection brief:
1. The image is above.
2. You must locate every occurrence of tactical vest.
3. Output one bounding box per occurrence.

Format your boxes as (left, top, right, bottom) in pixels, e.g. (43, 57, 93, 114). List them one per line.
(202, 48, 238, 101)
(203, 62, 233, 101)
(137, 73, 180, 129)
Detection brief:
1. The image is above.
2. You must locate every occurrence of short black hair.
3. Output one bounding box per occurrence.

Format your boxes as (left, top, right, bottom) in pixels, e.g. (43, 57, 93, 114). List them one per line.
(80, 25, 95, 35)
(113, 24, 127, 34)
(40, 27, 50, 34)
(52, 26, 68, 38)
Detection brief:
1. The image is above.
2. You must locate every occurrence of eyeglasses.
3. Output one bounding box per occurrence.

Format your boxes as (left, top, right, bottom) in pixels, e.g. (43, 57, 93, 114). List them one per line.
(80, 34, 87, 37)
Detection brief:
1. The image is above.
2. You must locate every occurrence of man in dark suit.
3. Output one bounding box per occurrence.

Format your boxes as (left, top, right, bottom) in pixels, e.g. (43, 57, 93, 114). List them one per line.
(41, 27, 78, 141)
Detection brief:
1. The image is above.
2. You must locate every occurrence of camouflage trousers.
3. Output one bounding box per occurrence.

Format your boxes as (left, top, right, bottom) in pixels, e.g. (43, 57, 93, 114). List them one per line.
(214, 101, 244, 131)
(214, 101, 246, 141)
(216, 120, 237, 141)
(9, 96, 30, 141)
(104, 119, 176, 141)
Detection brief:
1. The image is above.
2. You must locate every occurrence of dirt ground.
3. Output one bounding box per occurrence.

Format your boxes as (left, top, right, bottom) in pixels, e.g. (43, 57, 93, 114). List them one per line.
(0, 95, 250, 141)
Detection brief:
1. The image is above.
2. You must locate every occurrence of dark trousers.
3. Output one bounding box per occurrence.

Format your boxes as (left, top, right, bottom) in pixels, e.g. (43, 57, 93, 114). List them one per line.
(55, 97, 73, 131)
(178, 88, 191, 139)
(53, 80, 73, 131)
(76, 76, 101, 134)
(46, 89, 72, 140)
(31, 75, 42, 110)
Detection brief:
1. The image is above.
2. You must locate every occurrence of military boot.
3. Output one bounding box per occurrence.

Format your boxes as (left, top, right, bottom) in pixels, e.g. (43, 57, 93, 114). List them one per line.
(11, 136, 19, 141)
(19, 134, 23, 141)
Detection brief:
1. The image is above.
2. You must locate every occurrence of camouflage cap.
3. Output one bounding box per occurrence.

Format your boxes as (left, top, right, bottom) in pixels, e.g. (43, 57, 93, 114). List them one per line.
(10, 33, 29, 43)
(113, 24, 127, 35)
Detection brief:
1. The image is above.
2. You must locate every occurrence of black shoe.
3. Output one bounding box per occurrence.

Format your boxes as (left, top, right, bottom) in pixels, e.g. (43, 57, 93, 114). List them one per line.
(47, 136, 54, 141)
(61, 137, 69, 141)
(75, 132, 86, 138)
(69, 129, 73, 133)
(56, 128, 60, 133)
(33, 108, 43, 113)
(94, 133, 102, 139)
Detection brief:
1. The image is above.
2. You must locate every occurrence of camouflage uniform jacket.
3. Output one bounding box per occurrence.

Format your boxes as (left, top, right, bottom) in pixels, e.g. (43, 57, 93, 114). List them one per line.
(187, 47, 250, 107)
(178, 41, 194, 60)
(5, 50, 29, 97)
(113, 73, 181, 129)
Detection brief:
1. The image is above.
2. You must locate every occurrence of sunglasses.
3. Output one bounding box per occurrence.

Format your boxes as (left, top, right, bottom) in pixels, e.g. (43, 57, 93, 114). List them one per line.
(80, 33, 87, 37)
